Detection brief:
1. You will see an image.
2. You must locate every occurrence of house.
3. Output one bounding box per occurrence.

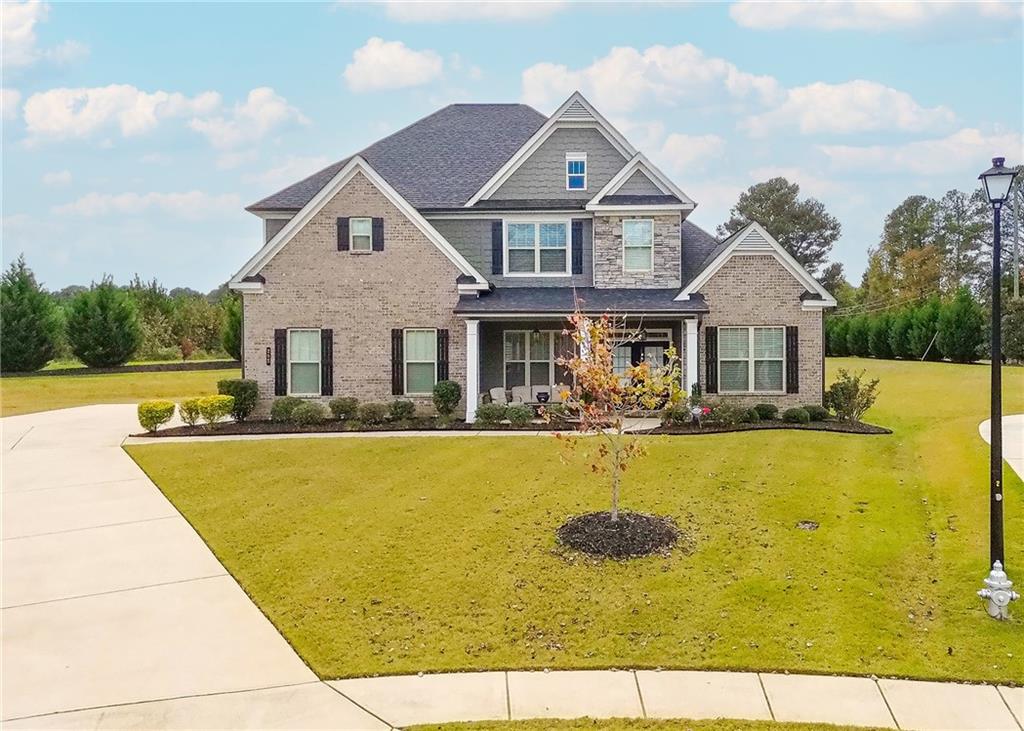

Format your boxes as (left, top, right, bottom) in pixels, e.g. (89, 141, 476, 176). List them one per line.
(228, 92, 836, 421)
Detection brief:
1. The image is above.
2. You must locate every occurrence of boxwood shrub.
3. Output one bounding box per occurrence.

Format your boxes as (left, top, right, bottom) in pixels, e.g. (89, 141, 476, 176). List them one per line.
(389, 400, 416, 421)
(432, 380, 461, 416)
(743, 408, 761, 424)
(753, 403, 779, 420)
(197, 395, 234, 426)
(803, 404, 829, 421)
(179, 397, 203, 427)
(328, 397, 359, 420)
(783, 407, 811, 424)
(138, 400, 175, 432)
(505, 403, 533, 427)
(357, 402, 389, 425)
(291, 401, 327, 426)
(475, 402, 507, 426)
(270, 396, 303, 423)
(217, 379, 258, 421)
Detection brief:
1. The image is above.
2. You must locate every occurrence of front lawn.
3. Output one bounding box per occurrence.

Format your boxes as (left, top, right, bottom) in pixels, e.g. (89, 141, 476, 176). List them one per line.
(0, 368, 239, 416)
(126, 358, 1024, 683)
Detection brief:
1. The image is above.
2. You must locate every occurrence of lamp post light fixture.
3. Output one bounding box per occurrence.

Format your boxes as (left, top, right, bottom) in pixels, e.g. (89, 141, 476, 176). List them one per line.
(977, 157, 1020, 620)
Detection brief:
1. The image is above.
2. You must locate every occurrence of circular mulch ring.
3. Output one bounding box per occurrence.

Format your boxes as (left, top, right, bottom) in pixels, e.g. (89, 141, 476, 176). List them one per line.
(556, 511, 679, 559)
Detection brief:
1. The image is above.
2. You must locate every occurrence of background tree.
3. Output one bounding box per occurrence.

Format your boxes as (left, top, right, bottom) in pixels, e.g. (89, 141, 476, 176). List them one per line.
(888, 308, 915, 359)
(908, 295, 943, 360)
(868, 312, 893, 359)
(862, 195, 941, 303)
(171, 295, 223, 356)
(1003, 298, 1024, 363)
(127, 276, 175, 358)
(936, 287, 985, 363)
(718, 177, 841, 274)
(66, 279, 142, 367)
(0, 255, 62, 373)
(935, 189, 987, 293)
(845, 315, 870, 357)
(221, 295, 242, 361)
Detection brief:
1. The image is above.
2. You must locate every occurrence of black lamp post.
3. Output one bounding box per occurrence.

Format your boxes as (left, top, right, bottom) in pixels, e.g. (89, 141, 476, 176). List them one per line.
(977, 157, 1020, 619)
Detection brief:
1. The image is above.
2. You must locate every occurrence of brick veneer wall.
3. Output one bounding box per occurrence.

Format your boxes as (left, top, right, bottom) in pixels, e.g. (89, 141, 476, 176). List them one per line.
(592, 214, 681, 289)
(698, 254, 824, 408)
(242, 171, 466, 416)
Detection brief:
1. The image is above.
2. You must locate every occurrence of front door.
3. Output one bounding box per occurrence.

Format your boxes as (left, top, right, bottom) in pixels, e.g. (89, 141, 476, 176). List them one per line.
(612, 341, 669, 375)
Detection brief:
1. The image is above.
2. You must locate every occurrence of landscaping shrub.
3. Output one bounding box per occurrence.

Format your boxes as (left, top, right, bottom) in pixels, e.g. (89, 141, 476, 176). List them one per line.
(543, 402, 570, 422)
(703, 399, 747, 426)
(221, 296, 242, 361)
(217, 379, 258, 421)
(389, 400, 416, 421)
(888, 308, 914, 359)
(197, 395, 234, 426)
(660, 403, 690, 426)
(137, 400, 175, 432)
(1005, 298, 1024, 364)
(475, 402, 507, 426)
(825, 369, 879, 422)
(432, 380, 461, 416)
(270, 396, 303, 422)
(753, 403, 778, 420)
(505, 403, 533, 427)
(328, 397, 359, 420)
(0, 255, 62, 373)
(845, 315, 870, 357)
(66, 279, 142, 367)
(868, 313, 893, 359)
(357, 402, 388, 425)
(179, 398, 202, 427)
(783, 407, 810, 424)
(909, 295, 943, 360)
(937, 287, 985, 363)
(290, 401, 326, 426)
(743, 408, 761, 424)
(803, 404, 829, 421)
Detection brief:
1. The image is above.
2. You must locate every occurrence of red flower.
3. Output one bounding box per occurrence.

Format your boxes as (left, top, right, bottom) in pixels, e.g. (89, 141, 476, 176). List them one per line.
(702, 406, 711, 415)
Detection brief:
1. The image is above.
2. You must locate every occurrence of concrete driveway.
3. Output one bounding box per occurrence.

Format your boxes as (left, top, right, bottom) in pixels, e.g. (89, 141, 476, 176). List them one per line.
(1, 405, 385, 728)
(980, 414, 1024, 480)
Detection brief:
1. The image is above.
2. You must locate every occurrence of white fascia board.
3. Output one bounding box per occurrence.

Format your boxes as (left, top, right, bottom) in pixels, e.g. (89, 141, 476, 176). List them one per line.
(585, 153, 697, 210)
(457, 282, 490, 294)
(229, 155, 489, 288)
(674, 221, 837, 305)
(464, 91, 637, 207)
(587, 204, 694, 214)
(228, 280, 265, 293)
(250, 210, 296, 220)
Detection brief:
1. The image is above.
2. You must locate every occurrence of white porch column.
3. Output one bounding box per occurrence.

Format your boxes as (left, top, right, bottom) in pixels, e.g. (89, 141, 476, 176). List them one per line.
(685, 318, 699, 396)
(465, 319, 480, 423)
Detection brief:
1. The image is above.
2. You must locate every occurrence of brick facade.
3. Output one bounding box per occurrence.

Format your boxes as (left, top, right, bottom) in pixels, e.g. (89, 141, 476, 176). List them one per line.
(697, 254, 824, 408)
(242, 172, 465, 416)
(592, 213, 682, 289)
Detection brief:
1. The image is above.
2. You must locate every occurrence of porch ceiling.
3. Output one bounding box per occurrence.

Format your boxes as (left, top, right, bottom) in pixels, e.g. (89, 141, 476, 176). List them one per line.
(454, 287, 707, 316)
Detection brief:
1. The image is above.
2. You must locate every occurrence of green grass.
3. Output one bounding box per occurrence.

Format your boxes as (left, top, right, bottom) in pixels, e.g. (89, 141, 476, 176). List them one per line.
(1, 368, 239, 416)
(126, 358, 1024, 683)
(409, 721, 887, 731)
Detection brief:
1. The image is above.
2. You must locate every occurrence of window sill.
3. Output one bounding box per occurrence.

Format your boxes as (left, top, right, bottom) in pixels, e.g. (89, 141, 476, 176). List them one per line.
(349, 250, 373, 256)
(503, 272, 572, 278)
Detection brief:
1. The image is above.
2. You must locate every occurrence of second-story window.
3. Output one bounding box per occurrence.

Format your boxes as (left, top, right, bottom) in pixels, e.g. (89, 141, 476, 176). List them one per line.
(566, 153, 587, 190)
(506, 221, 568, 275)
(350, 217, 373, 251)
(623, 219, 654, 272)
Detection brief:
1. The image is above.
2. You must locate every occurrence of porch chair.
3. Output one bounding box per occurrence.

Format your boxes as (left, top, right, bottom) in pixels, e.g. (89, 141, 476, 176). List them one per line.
(489, 387, 510, 404)
(510, 385, 531, 404)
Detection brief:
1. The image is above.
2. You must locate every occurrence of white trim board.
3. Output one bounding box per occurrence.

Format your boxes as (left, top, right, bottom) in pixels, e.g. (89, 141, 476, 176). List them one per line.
(464, 91, 636, 207)
(229, 155, 489, 291)
(674, 221, 837, 306)
(586, 152, 696, 210)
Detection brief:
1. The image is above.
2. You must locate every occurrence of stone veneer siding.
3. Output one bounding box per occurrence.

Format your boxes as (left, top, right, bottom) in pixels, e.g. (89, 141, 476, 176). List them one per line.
(242, 171, 466, 416)
(592, 214, 682, 289)
(697, 254, 824, 408)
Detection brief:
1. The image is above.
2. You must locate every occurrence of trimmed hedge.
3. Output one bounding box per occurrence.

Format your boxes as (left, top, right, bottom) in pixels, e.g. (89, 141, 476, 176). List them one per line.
(138, 400, 175, 432)
(270, 396, 303, 423)
(291, 401, 327, 425)
(783, 407, 811, 424)
(217, 379, 258, 421)
(329, 397, 359, 420)
(197, 394, 234, 426)
(475, 402, 507, 425)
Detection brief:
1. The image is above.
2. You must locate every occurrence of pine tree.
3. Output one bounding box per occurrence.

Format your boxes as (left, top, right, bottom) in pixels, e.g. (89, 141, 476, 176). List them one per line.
(868, 313, 893, 359)
(888, 308, 915, 359)
(66, 279, 142, 367)
(1004, 298, 1024, 363)
(936, 287, 985, 363)
(846, 316, 871, 357)
(222, 295, 242, 361)
(909, 295, 943, 360)
(0, 255, 62, 373)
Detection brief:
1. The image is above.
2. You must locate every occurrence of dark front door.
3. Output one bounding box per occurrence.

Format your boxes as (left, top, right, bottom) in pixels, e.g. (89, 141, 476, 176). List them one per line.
(613, 341, 669, 375)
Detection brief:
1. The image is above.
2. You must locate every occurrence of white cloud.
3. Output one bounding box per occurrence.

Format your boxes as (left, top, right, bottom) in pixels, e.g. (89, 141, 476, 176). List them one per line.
(23, 85, 221, 141)
(53, 190, 241, 219)
(521, 44, 781, 114)
(742, 80, 957, 136)
(2, 1, 88, 69)
(41, 169, 72, 186)
(380, 1, 566, 22)
(819, 128, 1024, 175)
(188, 87, 307, 149)
(658, 133, 726, 174)
(244, 155, 332, 188)
(344, 37, 444, 92)
(730, 0, 1023, 32)
(2, 88, 21, 120)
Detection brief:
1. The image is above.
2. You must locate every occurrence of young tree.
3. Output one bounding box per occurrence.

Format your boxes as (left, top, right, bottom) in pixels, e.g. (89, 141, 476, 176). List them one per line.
(221, 295, 242, 361)
(555, 309, 682, 522)
(66, 279, 142, 367)
(0, 255, 62, 372)
(868, 313, 893, 359)
(718, 177, 840, 274)
(908, 295, 943, 360)
(937, 287, 985, 363)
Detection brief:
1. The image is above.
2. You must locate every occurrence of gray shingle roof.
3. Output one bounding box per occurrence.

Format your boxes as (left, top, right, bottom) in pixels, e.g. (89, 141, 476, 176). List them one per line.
(454, 287, 708, 315)
(679, 220, 722, 286)
(247, 104, 547, 211)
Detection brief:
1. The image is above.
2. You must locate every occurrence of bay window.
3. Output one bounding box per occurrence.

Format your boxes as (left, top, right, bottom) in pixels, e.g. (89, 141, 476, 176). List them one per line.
(506, 221, 569, 275)
(719, 326, 785, 393)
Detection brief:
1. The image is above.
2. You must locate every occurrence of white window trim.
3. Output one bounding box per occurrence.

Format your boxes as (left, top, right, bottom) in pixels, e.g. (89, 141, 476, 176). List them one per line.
(718, 326, 786, 394)
(403, 328, 437, 396)
(503, 330, 573, 389)
(566, 152, 587, 191)
(622, 218, 654, 273)
(287, 328, 321, 397)
(350, 217, 373, 252)
(503, 218, 571, 277)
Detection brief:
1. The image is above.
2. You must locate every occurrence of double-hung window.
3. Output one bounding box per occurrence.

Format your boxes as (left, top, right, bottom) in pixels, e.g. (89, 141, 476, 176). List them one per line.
(719, 326, 785, 393)
(350, 217, 372, 251)
(623, 219, 654, 272)
(404, 328, 437, 395)
(288, 328, 321, 396)
(506, 221, 568, 275)
(566, 153, 587, 190)
(504, 331, 575, 388)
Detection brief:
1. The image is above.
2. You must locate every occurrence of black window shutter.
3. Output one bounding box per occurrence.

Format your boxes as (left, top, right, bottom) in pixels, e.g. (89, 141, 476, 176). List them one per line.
(372, 217, 384, 251)
(337, 218, 350, 251)
(571, 220, 584, 275)
(491, 220, 503, 274)
(274, 329, 287, 396)
(786, 325, 799, 393)
(437, 329, 449, 382)
(391, 328, 404, 395)
(705, 326, 718, 394)
(320, 329, 334, 396)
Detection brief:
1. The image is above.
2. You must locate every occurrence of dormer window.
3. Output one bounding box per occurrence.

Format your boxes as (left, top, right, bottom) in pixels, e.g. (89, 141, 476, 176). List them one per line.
(566, 153, 587, 190)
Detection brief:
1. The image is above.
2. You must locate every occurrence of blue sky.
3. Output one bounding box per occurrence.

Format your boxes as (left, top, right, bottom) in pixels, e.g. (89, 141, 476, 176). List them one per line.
(2, 1, 1022, 291)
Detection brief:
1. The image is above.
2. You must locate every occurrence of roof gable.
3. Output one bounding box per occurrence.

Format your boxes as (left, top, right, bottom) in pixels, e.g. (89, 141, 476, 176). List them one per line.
(587, 152, 695, 211)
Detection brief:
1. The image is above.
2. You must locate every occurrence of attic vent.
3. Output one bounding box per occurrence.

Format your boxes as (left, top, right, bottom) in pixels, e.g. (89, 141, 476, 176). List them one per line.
(737, 228, 773, 252)
(560, 100, 595, 122)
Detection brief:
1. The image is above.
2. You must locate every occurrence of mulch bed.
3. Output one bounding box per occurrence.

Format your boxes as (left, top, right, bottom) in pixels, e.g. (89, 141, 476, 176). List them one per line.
(649, 420, 891, 435)
(557, 511, 679, 559)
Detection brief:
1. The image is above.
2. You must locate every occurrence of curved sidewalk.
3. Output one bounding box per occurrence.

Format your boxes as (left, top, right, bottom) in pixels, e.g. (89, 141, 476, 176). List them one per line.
(2, 405, 1022, 730)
